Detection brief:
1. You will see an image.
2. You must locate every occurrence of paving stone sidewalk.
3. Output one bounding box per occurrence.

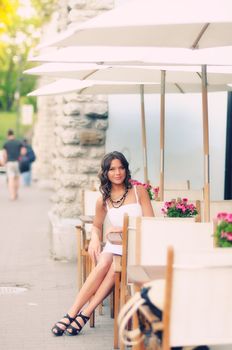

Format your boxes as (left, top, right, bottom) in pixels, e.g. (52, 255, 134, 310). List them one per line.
(0, 174, 114, 350)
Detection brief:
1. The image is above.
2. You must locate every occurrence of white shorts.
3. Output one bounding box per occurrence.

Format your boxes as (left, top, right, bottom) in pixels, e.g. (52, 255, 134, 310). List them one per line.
(6, 161, 20, 178)
(102, 241, 122, 256)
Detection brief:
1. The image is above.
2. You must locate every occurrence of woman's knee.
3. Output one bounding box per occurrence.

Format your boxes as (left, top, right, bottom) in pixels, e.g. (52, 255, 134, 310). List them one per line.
(106, 262, 116, 281)
(96, 254, 113, 273)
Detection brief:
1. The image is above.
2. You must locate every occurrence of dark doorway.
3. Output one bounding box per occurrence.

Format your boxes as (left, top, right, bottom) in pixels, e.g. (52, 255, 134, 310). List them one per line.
(224, 91, 232, 199)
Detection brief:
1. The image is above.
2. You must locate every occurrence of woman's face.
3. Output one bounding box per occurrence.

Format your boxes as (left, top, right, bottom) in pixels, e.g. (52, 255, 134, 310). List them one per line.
(107, 158, 126, 185)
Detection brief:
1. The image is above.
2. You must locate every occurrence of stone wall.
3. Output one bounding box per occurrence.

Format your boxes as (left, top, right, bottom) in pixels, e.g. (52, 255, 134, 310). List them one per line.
(51, 92, 108, 219)
(32, 92, 56, 189)
(33, 0, 114, 260)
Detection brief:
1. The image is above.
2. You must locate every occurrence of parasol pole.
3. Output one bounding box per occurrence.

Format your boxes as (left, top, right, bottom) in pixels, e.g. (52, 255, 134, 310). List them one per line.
(201, 64, 210, 222)
(159, 70, 166, 200)
(140, 84, 148, 183)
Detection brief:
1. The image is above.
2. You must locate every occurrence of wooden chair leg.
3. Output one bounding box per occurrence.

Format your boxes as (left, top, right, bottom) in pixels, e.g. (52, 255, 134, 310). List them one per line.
(98, 302, 103, 315)
(110, 289, 114, 318)
(114, 272, 120, 349)
(77, 229, 82, 290)
(88, 258, 95, 328)
(98, 288, 114, 317)
(132, 312, 141, 350)
(83, 253, 87, 284)
(90, 310, 95, 328)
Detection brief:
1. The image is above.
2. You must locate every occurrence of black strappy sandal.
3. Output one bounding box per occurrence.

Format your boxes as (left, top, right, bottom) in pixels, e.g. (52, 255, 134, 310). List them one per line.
(51, 313, 75, 336)
(65, 312, 90, 336)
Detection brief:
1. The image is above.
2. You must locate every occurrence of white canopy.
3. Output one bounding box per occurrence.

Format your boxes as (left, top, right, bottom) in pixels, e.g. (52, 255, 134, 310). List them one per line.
(29, 46, 232, 66)
(39, 0, 232, 49)
(28, 78, 232, 97)
(24, 63, 232, 85)
(32, 0, 232, 221)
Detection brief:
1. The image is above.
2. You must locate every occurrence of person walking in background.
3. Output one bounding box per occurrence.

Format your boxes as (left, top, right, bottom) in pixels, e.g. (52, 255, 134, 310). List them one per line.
(19, 138, 36, 186)
(2, 129, 23, 200)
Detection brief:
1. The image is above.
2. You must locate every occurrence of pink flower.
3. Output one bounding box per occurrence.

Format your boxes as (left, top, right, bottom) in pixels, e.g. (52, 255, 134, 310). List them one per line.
(221, 231, 228, 238)
(226, 232, 232, 241)
(143, 183, 150, 189)
(221, 231, 232, 241)
(226, 214, 232, 223)
(165, 201, 172, 208)
(129, 179, 159, 201)
(217, 212, 228, 220)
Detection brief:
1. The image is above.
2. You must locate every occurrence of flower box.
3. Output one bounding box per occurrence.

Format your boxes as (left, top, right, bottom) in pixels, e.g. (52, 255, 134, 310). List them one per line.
(163, 216, 196, 222)
(162, 198, 198, 218)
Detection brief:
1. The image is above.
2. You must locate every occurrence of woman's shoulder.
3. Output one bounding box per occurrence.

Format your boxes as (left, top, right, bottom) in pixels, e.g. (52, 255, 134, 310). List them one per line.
(96, 194, 104, 206)
(96, 194, 108, 212)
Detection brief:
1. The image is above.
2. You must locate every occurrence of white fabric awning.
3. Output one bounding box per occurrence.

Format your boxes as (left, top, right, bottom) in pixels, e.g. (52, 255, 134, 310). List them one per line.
(39, 0, 232, 49)
(24, 63, 232, 84)
(28, 79, 232, 97)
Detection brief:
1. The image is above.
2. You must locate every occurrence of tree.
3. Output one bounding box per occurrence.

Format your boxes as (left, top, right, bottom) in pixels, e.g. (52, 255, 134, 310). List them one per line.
(0, 0, 56, 111)
(0, 0, 17, 35)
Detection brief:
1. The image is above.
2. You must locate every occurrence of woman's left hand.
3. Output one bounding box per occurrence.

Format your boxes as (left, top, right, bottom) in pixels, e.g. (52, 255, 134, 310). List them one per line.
(106, 226, 122, 236)
(106, 226, 122, 244)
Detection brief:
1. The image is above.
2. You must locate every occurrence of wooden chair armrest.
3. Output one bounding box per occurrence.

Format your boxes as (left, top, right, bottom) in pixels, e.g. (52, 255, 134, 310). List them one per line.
(76, 225, 88, 246)
(107, 232, 122, 245)
(76, 225, 84, 232)
(79, 215, 94, 224)
(113, 255, 122, 272)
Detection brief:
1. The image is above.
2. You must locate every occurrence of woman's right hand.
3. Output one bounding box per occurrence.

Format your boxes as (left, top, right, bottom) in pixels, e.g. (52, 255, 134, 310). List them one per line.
(88, 232, 101, 264)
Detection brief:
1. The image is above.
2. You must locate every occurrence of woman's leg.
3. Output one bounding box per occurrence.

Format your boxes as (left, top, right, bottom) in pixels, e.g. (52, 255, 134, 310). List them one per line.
(83, 261, 115, 316)
(67, 252, 113, 317)
(65, 261, 115, 335)
(52, 252, 113, 335)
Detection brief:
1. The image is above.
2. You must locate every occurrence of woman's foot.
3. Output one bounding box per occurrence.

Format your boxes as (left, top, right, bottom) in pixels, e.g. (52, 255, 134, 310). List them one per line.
(51, 313, 75, 336)
(65, 312, 90, 336)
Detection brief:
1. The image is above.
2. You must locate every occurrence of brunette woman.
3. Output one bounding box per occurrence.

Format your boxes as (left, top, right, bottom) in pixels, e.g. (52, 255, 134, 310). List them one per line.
(51, 151, 154, 336)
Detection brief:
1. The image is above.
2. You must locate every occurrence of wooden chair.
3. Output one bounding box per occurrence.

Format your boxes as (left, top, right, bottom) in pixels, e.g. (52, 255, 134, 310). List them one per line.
(76, 189, 100, 290)
(137, 246, 232, 349)
(113, 215, 137, 349)
(113, 215, 213, 349)
(163, 188, 204, 201)
(199, 199, 232, 222)
(76, 189, 113, 327)
(133, 216, 213, 265)
(164, 179, 190, 190)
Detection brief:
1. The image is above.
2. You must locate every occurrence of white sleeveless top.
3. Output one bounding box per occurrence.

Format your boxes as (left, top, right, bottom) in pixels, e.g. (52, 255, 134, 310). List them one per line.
(102, 186, 142, 256)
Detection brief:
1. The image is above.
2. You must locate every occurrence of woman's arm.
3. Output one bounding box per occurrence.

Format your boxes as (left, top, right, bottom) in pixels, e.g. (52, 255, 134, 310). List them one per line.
(88, 196, 106, 263)
(137, 185, 155, 217)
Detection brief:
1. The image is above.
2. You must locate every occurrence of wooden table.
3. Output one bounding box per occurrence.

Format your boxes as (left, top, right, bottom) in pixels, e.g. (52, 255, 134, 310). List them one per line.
(127, 265, 166, 287)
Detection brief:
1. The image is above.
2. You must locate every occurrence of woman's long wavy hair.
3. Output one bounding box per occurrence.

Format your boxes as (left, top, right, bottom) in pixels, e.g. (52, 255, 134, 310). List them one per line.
(98, 151, 132, 203)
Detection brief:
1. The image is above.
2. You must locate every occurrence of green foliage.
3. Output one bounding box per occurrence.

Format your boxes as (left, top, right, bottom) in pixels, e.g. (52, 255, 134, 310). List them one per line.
(0, 0, 18, 35)
(215, 220, 232, 247)
(31, 0, 57, 23)
(0, 111, 34, 148)
(0, 0, 56, 112)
